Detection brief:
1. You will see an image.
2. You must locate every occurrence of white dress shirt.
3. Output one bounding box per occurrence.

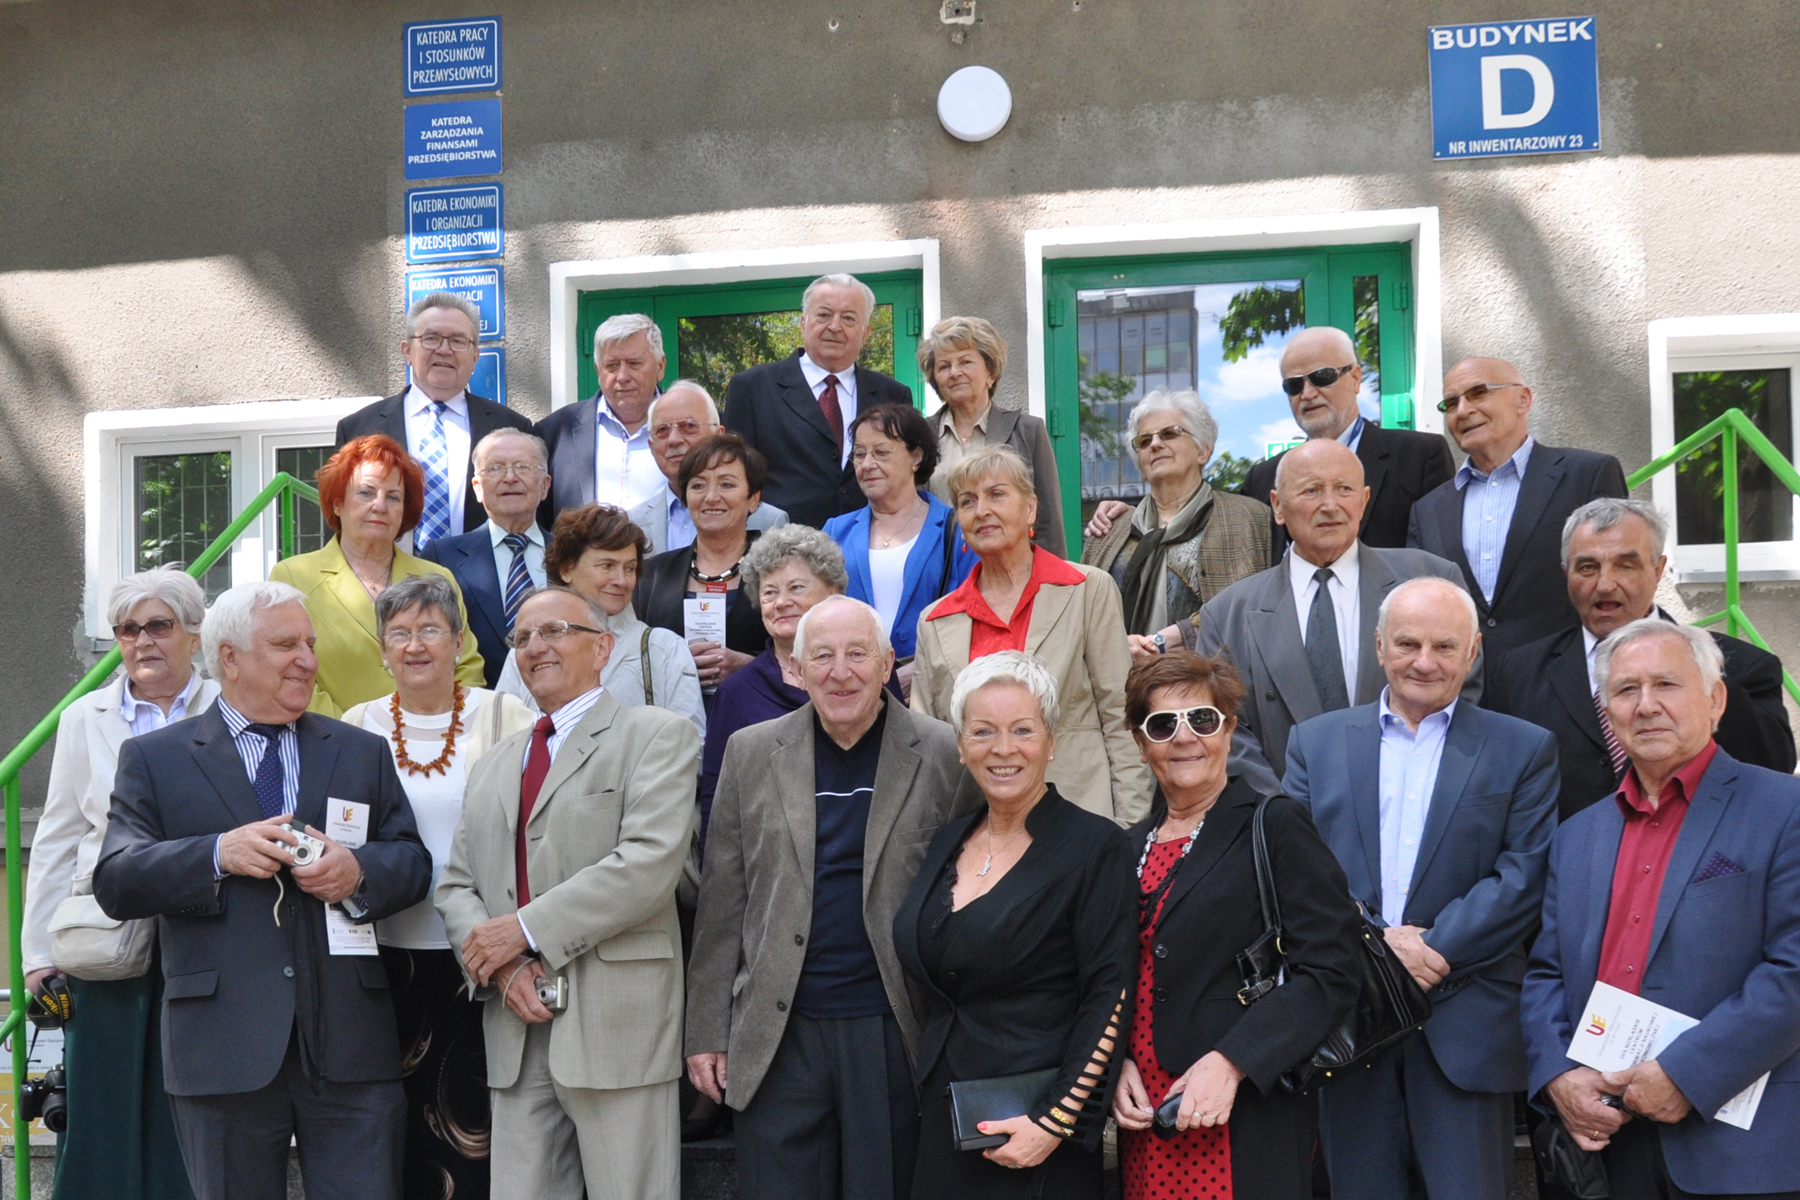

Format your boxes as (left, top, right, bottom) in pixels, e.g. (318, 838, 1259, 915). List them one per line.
(798, 352, 858, 468)
(1336, 415, 1366, 456)
(593, 396, 664, 510)
(403, 386, 472, 535)
(118, 670, 204, 737)
(487, 519, 546, 591)
(1377, 688, 1456, 926)
(1583, 624, 1601, 693)
(1288, 540, 1362, 702)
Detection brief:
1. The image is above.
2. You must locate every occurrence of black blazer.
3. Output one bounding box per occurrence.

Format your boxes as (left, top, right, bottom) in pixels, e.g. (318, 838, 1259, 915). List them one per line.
(92, 709, 430, 1096)
(1486, 619, 1797, 820)
(335, 390, 533, 535)
(1240, 422, 1453, 556)
(416, 521, 545, 688)
(1406, 442, 1628, 674)
(892, 788, 1136, 1151)
(723, 351, 913, 530)
(632, 536, 770, 660)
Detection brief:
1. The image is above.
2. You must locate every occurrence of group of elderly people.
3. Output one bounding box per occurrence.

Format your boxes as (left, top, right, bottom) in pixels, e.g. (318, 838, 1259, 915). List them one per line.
(22, 271, 1800, 1200)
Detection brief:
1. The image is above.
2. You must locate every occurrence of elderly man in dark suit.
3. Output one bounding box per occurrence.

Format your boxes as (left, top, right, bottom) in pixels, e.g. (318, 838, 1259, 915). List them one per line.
(335, 291, 533, 549)
(93, 581, 431, 1200)
(686, 596, 981, 1200)
(1285, 576, 1560, 1200)
(723, 274, 913, 529)
(1487, 498, 1794, 820)
(1407, 355, 1629, 675)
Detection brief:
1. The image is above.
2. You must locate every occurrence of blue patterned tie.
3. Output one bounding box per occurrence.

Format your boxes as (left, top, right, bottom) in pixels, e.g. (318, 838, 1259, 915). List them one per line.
(501, 532, 532, 629)
(246, 724, 290, 820)
(417, 402, 453, 548)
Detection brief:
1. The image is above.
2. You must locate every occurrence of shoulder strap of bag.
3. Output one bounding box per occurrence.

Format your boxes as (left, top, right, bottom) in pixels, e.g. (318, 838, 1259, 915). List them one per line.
(938, 509, 959, 596)
(1251, 794, 1285, 940)
(641, 626, 656, 706)
(484, 687, 507, 743)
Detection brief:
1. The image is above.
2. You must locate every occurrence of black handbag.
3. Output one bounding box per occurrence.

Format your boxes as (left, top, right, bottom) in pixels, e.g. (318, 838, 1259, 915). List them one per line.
(1235, 796, 1434, 1093)
(948, 1068, 1059, 1151)
(1531, 1115, 1611, 1198)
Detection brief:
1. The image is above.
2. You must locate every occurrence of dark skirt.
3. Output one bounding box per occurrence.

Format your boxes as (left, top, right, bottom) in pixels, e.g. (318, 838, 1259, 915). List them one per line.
(380, 945, 491, 1200)
(912, 1058, 1103, 1200)
(52, 971, 194, 1200)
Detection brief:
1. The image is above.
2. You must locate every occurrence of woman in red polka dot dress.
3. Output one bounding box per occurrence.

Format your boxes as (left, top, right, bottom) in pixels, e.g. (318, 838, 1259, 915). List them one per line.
(1113, 653, 1363, 1200)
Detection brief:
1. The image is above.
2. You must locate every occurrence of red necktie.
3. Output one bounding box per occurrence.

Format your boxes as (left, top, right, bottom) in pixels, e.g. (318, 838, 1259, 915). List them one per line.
(516, 714, 555, 906)
(818, 372, 844, 450)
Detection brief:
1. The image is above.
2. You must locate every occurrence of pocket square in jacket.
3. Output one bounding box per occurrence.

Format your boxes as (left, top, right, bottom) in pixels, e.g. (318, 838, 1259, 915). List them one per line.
(1694, 851, 1746, 883)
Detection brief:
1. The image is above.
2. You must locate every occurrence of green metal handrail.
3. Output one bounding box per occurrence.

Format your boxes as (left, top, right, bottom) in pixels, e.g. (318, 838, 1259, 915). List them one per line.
(0, 471, 316, 1197)
(1625, 407, 1800, 707)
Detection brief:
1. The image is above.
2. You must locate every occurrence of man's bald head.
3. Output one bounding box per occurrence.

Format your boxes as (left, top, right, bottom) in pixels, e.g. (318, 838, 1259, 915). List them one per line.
(1441, 355, 1533, 473)
(1279, 327, 1363, 439)
(1274, 437, 1364, 492)
(1270, 438, 1369, 567)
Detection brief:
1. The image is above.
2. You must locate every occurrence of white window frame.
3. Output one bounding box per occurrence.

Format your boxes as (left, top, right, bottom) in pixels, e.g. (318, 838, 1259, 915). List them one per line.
(1022, 206, 1444, 431)
(547, 238, 942, 411)
(1649, 314, 1800, 582)
(83, 398, 374, 641)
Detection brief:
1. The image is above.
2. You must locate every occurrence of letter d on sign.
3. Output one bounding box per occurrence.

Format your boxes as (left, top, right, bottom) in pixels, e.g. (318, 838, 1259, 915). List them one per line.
(1481, 54, 1555, 128)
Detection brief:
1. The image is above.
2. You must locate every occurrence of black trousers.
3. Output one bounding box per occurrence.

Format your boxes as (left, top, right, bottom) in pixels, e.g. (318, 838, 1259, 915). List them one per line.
(912, 1058, 1102, 1200)
(167, 1030, 405, 1200)
(1604, 1119, 1800, 1200)
(734, 1011, 919, 1200)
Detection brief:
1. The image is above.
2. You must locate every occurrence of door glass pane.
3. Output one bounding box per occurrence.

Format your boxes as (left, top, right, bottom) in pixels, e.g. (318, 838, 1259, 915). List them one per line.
(1673, 369, 1793, 544)
(135, 452, 233, 600)
(676, 304, 895, 402)
(1076, 280, 1303, 506)
(1352, 274, 1383, 416)
(276, 446, 333, 558)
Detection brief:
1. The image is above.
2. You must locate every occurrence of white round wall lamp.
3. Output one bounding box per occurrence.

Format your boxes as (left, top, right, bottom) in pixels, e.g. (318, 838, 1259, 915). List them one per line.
(937, 65, 1012, 142)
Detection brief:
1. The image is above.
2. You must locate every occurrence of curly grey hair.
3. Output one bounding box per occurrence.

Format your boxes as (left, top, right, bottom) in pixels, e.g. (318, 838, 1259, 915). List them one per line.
(1127, 389, 1218, 460)
(740, 525, 849, 597)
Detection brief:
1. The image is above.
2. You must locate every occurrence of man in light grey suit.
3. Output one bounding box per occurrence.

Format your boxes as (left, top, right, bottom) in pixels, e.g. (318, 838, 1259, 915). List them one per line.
(1193, 438, 1479, 795)
(685, 596, 981, 1200)
(437, 585, 701, 1200)
(629, 380, 788, 554)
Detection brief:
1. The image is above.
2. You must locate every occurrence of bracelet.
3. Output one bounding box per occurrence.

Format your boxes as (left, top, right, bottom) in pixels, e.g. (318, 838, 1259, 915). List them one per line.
(1048, 1105, 1078, 1129)
(1038, 1112, 1075, 1139)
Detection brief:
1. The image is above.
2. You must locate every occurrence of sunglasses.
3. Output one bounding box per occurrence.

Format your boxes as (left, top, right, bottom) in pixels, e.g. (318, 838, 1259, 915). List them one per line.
(1138, 705, 1227, 742)
(1280, 364, 1356, 396)
(1132, 425, 1192, 452)
(1436, 381, 1522, 414)
(113, 618, 181, 641)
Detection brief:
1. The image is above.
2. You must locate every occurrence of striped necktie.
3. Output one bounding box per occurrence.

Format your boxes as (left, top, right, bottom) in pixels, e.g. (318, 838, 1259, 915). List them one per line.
(501, 532, 532, 629)
(1593, 688, 1629, 779)
(417, 402, 453, 547)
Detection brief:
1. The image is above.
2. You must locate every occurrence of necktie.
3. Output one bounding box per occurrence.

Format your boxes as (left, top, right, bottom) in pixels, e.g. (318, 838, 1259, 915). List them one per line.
(1593, 688, 1629, 779)
(501, 532, 532, 629)
(516, 714, 556, 906)
(818, 373, 845, 454)
(417, 402, 453, 548)
(246, 724, 290, 820)
(1305, 567, 1352, 712)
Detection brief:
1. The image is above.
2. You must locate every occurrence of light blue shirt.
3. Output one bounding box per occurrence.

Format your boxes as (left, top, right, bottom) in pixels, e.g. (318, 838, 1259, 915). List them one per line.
(1454, 436, 1534, 603)
(661, 484, 697, 552)
(1336, 415, 1365, 456)
(486, 519, 546, 591)
(1377, 688, 1455, 927)
(118, 671, 203, 738)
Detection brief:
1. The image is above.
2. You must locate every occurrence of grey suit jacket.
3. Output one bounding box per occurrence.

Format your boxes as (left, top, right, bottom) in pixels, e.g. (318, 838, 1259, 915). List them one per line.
(683, 694, 983, 1108)
(627, 486, 789, 555)
(437, 693, 701, 1091)
(1193, 543, 1482, 795)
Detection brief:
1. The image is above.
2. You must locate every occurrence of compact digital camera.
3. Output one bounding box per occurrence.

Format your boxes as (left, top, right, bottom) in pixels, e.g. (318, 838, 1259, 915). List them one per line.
(280, 822, 327, 866)
(536, 975, 568, 1013)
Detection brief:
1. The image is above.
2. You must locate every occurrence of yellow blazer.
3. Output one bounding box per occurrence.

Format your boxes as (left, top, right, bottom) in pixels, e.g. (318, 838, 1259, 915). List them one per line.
(270, 537, 485, 718)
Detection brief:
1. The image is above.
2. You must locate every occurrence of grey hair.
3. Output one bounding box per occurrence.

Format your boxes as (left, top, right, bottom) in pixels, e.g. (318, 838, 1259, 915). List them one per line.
(373, 574, 464, 643)
(201, 580, 308, 677)
(802, 273, 876, 322)
(645, 380, 721, 428)
(1595, 617, 1725, 697)
(514, 584, 610, 631)
(593, 313, 664, 362)
(740, 524, 849, 597)
(1561, 498, 1670, 569)
(1375, 576, 1479, 642)
(1127, 389, 1219, 459)
(949, 650, 1062, 732)
(472, 427, 549, 472)
(108, 566, 207, 633)
(792, 595, 892, 664)
(405, 291, 481, 339)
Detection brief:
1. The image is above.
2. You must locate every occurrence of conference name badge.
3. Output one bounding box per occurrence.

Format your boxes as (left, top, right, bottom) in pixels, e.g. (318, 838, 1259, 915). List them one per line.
(326, 799, 370, 849)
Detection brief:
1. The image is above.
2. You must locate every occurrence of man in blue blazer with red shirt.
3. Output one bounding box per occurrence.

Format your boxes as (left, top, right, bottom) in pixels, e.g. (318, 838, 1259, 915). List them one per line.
(1523, 618, 1800, 1199)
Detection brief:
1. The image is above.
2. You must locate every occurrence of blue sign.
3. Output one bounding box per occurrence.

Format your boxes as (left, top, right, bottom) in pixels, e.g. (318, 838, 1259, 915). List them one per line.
(406, 267, 504, 340)
(1429, 17, 1600, 159)
(469, 348, 506, 407)
(405, 185, 503, 264)
(404, 17, 501, 96)
(404, 99, 501, 181)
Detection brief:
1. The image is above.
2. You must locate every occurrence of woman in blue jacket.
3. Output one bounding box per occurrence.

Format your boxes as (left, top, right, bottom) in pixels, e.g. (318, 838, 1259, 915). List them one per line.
(825, 404, 977, 698)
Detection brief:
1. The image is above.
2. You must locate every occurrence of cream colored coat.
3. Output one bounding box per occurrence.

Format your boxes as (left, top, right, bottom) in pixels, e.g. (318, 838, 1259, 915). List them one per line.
(436, 693, 701, 1091)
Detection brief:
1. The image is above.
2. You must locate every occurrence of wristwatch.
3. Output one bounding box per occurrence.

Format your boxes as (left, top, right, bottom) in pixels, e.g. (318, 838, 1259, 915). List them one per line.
(1152, 632, 1168, 655)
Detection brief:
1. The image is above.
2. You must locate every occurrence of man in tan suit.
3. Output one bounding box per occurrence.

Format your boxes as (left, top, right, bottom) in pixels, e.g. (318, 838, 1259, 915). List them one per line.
(438, 586, 700, 1200)
(686, 596, 981, 1200)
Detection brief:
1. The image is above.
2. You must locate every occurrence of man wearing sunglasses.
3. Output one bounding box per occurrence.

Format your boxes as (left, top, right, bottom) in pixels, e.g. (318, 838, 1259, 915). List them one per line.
(627, 381, 790, 554)
(1406, 356, 1627, 683)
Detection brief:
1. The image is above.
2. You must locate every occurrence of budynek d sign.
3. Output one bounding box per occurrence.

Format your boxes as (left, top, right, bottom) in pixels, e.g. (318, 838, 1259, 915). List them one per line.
(1428, 17, 1600, 160)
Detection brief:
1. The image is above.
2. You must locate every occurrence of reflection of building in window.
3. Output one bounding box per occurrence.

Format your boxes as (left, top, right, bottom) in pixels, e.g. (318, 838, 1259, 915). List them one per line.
(135, 452, 233, 600)
(1076, 289, 1198, 499)
(676, 305, 896, 401)
(1674, 368, 1793, 544)
(275, 446, 334, 558)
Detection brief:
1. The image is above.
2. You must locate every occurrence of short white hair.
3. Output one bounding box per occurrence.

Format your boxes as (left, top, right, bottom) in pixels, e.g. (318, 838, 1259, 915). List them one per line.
(202, 581, 307, 677)
(1375, 576, 1479, 642)
(1127, 389, 1218, 457)
(802, 273, 876, 322)
(593, 313, 664, 362)
(949, 651, 1062, 732)
(792, 595, 891, 663)
(1595, 618, 1725, 696)
(108, 566, 207, 633)
(645, 380, 721, 428)
(471, 427, 548, 471)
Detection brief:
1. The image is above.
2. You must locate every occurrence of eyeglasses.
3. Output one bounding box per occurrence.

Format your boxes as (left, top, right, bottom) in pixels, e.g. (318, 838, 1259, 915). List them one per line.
(1138, 705, 1227, 742)
(478, 461, 545, 480)
(1436, 381, 1522, 414)
(850, 443, 904, 463)
(411, 333, 476, 353)
(1132, 425, 1192, 452)
(113, 617, 181, 641)
(381, 625, 453, 649)
(1280, 364, 1357, 396)
(504, 620, 604, 649)
(650, 419, 709, 441)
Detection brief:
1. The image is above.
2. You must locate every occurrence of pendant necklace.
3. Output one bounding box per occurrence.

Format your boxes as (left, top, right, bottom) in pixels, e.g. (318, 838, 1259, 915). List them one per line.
(977, 820, 1029, 877)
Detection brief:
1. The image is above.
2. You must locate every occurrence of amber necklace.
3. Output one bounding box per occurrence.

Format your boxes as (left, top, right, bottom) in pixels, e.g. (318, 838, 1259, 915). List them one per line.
(390, 683, 465, 776)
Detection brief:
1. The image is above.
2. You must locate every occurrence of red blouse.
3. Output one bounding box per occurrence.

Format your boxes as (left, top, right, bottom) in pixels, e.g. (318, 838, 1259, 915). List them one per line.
(926, 545, 1087, 660)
